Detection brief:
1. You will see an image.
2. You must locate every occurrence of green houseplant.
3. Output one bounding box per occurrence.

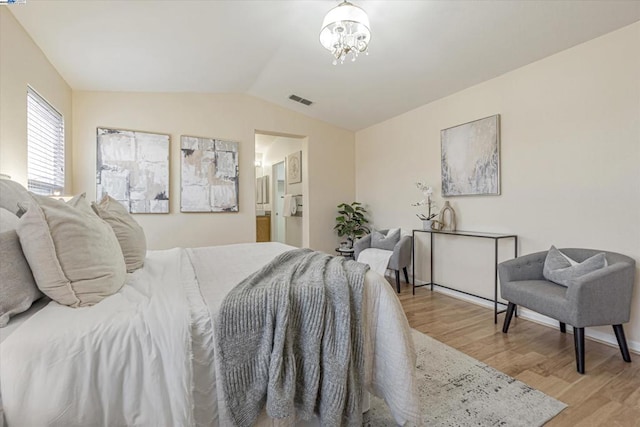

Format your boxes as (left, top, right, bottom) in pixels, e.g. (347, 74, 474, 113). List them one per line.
(334, 202, 370, 248)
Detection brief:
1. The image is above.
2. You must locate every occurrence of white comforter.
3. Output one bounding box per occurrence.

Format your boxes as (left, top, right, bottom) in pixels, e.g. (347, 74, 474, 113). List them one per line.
(1, 243, 419, 426)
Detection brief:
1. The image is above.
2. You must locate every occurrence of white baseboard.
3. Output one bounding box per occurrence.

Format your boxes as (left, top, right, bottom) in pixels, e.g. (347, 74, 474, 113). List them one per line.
(410, 277, 640, 355)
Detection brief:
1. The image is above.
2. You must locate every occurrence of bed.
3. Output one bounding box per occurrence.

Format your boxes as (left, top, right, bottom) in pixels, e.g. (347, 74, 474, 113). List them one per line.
(0, 242, 420, 426)
(0, 177, 419, 426)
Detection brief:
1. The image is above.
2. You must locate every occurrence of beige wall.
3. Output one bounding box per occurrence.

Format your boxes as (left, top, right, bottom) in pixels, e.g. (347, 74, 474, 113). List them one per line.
(356, 23, 640, 348)
(72, 91, 354, 253)
(0, 8, 72, 189)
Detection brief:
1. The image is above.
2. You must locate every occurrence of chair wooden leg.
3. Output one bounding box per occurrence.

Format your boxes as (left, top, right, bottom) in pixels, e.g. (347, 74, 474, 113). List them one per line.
(574, 327, 585, 374)
(560, 322, 566, 333)
(502, 302, 516, 333)
(395, 270, 400, 293)
(613, 324, 632, 363)
(403, 267, 409, 284)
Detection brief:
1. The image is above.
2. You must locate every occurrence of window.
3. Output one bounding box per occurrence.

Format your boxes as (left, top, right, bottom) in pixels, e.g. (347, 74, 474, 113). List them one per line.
(27, 86, 65, 195)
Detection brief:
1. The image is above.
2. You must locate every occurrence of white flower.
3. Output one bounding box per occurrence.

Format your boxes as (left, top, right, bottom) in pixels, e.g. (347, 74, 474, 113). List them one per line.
(413, 181, 438, 220)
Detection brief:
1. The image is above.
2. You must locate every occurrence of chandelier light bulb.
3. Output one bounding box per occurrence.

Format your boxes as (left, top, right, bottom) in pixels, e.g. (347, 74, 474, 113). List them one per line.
(320, 1, 371, 65)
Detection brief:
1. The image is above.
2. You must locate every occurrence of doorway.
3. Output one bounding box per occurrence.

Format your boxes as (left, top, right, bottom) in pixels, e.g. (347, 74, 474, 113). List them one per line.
(272, 161, 286, 243)
(255, 132, 306, 247)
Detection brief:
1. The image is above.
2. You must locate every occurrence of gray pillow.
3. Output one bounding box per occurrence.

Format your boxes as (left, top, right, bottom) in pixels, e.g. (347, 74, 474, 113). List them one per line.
(0, 230, 42, 327)
(371, 228, 400, 251)
(543, 246, 607, 287)
(92, 195, 147, 272)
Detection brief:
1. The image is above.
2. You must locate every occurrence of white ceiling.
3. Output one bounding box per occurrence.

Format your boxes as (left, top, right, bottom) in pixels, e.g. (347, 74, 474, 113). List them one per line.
(9, 1, 640, 131)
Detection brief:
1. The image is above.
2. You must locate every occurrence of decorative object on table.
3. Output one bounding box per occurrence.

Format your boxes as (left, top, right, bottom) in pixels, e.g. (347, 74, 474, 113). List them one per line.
(320, 0, 370, 65)
(430, 220, 443, 231)
(412, 181, 438, 230)
(286, 150, 302, 184)
(334, 202, 369, 248)
(441, 114, 500, 196)
(180, 135, 239, 212)
(97, 127, 170, 214)
(365, 329, 566, 426)
(438, 201, 457, 231)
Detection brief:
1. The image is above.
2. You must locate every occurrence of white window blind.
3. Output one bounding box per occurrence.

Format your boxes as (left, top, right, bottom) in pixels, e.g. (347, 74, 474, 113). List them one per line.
(27, 87, 65, 195)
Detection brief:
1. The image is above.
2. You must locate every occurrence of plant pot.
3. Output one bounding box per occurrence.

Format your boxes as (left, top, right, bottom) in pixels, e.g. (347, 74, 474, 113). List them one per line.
(422, 220, 433, 231)
(341, 240, 353, 249)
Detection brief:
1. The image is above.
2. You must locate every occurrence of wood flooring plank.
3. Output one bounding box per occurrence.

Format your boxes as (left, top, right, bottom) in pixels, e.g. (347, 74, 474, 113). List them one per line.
(574, 396, 624, 426)
(515, 369, 572, 397)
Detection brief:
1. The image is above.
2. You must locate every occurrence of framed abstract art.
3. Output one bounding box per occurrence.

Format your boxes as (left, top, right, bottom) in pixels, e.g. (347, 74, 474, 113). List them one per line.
(441, 114, 500, 197)
(180, 135, 239, 212)
(96, 127, 170, 213)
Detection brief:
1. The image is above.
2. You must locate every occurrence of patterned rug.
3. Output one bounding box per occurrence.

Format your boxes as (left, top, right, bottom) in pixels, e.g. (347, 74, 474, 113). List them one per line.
(365, 329, 567, 426)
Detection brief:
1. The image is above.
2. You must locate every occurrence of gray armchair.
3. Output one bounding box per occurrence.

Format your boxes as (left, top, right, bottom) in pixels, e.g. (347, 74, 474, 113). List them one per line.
(353, 229, 412, 293)
(499, 248, 636, 374)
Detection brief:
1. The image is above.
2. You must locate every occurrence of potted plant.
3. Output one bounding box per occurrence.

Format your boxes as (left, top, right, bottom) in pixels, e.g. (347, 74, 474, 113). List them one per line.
(334, 202, 370, 248)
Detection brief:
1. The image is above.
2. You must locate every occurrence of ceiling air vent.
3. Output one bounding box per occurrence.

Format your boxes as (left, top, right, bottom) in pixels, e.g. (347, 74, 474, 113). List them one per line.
(289, 94, 313, 106)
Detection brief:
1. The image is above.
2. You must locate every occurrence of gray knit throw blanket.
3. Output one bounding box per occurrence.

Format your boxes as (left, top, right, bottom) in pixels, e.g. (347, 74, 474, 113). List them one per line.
(215, 248, 369, 427)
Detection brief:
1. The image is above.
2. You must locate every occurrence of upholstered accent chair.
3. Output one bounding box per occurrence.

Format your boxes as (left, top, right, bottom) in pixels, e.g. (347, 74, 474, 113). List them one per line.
(499, 248, 636, 374)
(353, 229, 412, 293)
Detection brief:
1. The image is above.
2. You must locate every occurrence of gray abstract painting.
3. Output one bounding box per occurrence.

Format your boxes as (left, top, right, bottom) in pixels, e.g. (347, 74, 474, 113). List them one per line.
(97, 128, 170, 213)
(181, 135, 239, 212)
(441, 115, 500, 196)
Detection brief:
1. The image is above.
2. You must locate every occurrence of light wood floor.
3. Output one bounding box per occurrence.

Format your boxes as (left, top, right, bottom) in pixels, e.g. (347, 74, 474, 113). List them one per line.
(390, 279, 640, 427)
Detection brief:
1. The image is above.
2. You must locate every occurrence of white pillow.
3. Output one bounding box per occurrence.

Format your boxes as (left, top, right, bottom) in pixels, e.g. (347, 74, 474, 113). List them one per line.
(17, 194, 126, 307)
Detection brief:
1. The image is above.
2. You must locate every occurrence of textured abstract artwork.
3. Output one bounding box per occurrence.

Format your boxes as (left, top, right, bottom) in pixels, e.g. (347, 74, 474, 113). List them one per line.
(441, 115, 500, 196)
(181, 135, 239, 212)
(96, 128, 170, 213)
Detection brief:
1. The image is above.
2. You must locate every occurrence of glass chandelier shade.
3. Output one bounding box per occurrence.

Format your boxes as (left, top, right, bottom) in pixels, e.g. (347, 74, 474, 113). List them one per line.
(319, 1, 371, 65)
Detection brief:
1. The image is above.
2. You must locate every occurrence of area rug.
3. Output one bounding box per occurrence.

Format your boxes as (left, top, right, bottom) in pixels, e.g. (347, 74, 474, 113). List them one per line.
(365, 329, 567, 426)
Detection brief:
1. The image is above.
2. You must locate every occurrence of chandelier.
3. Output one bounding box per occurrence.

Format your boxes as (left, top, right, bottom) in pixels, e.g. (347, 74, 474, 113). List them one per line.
(319, 1, 371, 65)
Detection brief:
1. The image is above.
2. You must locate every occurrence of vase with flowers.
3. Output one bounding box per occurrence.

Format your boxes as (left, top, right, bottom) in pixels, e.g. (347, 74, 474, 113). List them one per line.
(412, 181, 438, 230)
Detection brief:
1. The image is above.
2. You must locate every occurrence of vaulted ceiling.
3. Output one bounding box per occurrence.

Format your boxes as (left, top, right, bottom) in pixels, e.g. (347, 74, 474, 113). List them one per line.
(9, 1, 640, 131)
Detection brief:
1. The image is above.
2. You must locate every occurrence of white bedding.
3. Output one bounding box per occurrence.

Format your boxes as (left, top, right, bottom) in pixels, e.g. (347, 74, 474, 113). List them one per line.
(1, 243, 419, 426)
